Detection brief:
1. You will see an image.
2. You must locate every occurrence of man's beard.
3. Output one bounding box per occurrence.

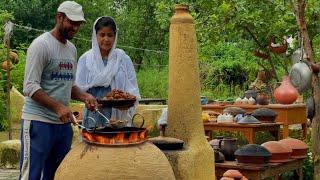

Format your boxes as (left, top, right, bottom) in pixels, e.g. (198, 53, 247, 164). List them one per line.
(59, 27, 73, 40)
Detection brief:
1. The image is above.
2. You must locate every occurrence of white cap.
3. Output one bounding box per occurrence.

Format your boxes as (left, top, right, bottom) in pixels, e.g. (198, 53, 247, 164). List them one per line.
(57, 1, 86, 22)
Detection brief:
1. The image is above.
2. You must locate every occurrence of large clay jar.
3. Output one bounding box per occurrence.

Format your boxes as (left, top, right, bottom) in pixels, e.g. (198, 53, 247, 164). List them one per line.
(274, 76, 299, 104)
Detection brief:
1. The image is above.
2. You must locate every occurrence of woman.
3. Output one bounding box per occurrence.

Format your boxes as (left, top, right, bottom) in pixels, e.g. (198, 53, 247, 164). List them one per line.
(76, 16, 140, 128)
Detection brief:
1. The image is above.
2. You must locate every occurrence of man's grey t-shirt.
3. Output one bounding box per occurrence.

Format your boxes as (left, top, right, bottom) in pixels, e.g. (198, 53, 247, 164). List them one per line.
(22, 32, 77, 124)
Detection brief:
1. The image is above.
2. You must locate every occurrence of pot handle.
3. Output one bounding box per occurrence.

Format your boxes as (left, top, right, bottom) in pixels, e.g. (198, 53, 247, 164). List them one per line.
(132, 113, 145, 128)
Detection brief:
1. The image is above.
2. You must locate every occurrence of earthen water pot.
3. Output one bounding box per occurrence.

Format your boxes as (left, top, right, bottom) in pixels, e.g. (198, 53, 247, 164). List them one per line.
(278, 138, 308, 159)
(261, 141, 292, 163)
(274, 76, 299, 104)
(219, 138, 237, 161)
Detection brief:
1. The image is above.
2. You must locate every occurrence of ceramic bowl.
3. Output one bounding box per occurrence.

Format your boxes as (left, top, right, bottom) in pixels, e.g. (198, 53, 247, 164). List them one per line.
(278, 138, 308, 159)
(261, 141, 292, 163)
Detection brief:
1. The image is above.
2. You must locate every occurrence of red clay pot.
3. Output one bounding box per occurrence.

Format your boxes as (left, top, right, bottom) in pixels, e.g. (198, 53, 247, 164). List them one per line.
(274, 76, 299, 104)
(223, 170, 243, 179)
(278, 138, 308, 159)
(261, 141, 292, 163)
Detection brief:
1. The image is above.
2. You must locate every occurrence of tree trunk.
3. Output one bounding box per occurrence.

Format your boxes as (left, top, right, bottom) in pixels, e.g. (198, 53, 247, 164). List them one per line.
(291, 0, 320, 178)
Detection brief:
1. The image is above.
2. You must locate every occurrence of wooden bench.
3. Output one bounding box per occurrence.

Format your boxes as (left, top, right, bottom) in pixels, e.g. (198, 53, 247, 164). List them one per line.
(215, 159, 304, 180)
(204, 122, 282, 144)
(202, 104, 307, 138)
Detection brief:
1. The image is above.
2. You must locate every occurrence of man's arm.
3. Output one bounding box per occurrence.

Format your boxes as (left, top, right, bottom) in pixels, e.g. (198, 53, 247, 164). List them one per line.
(71, 85, 97, 111)
(31, 89, 72, 123)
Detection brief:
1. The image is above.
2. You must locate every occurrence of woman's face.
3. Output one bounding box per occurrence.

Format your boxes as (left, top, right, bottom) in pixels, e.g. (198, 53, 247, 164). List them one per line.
(96, 26, 116, 56)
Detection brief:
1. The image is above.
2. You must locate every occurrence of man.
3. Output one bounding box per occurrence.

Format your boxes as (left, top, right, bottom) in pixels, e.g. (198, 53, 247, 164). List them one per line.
(19, 1, 96, 179)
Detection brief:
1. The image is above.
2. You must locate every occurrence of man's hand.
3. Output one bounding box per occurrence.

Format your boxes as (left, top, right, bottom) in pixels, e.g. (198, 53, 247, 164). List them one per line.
(55, 104, 74, 123)
(83, 93, 98, 111)
(71, 86, 98, 111)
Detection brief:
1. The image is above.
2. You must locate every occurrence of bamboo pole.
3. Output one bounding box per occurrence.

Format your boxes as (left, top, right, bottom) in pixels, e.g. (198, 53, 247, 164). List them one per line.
(4, 21, 12, 140)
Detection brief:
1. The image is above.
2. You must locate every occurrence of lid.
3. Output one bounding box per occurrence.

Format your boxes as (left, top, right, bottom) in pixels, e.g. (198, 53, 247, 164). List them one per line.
(237, 114, 260, 124)
(261, 141, 292, 154)
(252, 108, 278, 117)
(223, 107, 246, 116)
(278, 138, 308, 150)
(235, 144, 271, 157)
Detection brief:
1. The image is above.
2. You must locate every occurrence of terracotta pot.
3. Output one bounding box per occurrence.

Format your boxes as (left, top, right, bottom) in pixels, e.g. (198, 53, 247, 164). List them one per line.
(278, 138, 308, 159)
(261, 141, 292, 163)
(223, 170, 243, 179)
(274, 76, 299, 104)
(256, 92, 269, 105)
(9, 51, 19, 64)
(1, 61, 13, 71)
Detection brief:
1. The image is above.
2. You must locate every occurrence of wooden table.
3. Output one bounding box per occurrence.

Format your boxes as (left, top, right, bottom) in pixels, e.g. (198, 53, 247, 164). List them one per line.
(202, 104, 307, 138)
(215, 159, 304, 180)
(204, 122, 282, 144)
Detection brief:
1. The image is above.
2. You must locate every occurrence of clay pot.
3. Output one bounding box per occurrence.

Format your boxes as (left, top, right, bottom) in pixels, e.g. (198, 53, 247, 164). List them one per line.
(220, 138, 238, 161)
(223, 107, 246, 116)
(9, 51, 19, 64)
(234, 144, 271, 164)
(1, 61, 13, 71)
(237, 113, 260, 124)
(252, 108, 278, 123)
(256, 92, 269, 105)
(244, 89, 257, 100)
(274, 76, 299, 104)
(252, 50, 269, 60)
(278, 138, 308, 159)
(269, 36, 288, 54)
(261, 141, 292, 163)
(223, 170, 243, 179)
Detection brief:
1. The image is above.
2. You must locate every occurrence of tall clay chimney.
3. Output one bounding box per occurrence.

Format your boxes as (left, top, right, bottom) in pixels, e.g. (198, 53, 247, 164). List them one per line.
(164, 4, 215, 180)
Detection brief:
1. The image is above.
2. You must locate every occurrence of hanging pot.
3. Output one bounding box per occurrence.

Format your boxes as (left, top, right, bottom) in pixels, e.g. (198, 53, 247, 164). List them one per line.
(274, 76, 299, 104)
(290, 60, 312, 93)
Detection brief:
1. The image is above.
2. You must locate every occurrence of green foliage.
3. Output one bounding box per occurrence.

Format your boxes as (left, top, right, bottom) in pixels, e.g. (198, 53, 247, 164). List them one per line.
(137, 67, 168, 99)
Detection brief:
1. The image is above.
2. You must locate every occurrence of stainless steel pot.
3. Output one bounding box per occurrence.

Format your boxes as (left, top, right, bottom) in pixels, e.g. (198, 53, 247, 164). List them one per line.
(289, 60, 312, 93)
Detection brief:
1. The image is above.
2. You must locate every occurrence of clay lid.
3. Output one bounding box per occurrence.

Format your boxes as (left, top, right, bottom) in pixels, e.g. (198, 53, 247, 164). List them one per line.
(223, 107, 246, 116)
(237, 114, 260, 124)
(261, 141, 292, 154)
(252, 108, 278, 117)
(278, 138, 308, 150)
(235, 144, 271, 157)
(223, 170, 243, 178)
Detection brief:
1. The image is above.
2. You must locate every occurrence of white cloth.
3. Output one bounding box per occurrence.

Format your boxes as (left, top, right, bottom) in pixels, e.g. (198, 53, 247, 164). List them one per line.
(75, 16, 140, 121)
(157, 108, 168, 128)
